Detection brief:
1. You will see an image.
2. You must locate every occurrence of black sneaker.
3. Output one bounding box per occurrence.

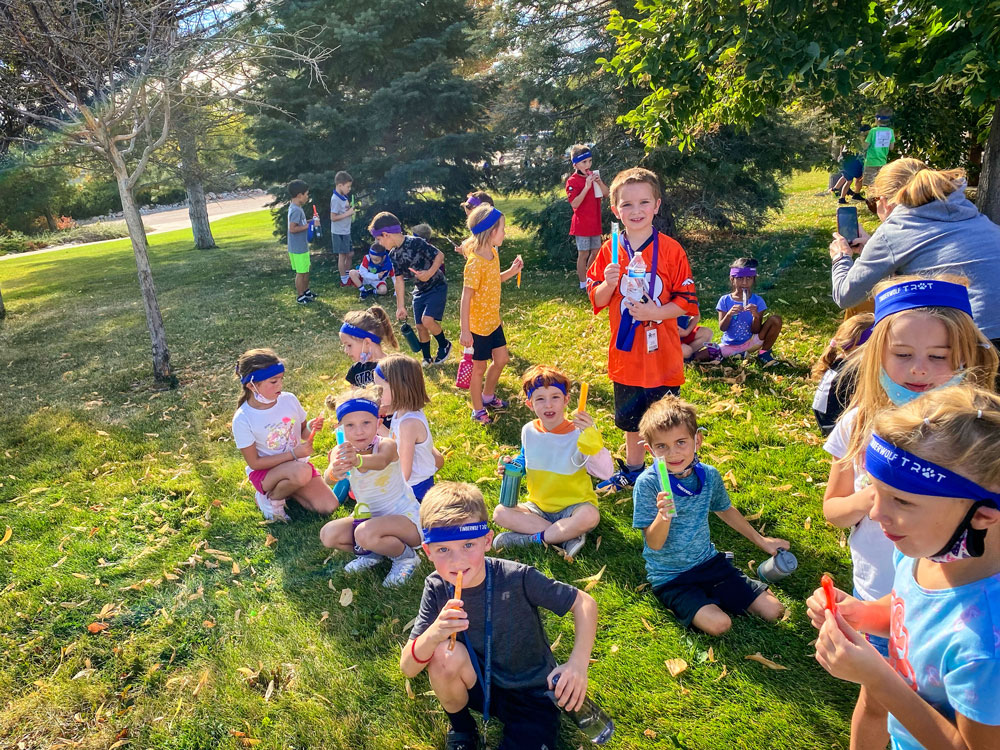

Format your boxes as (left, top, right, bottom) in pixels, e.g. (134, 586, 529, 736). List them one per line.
(852, 193, 866, 202)
(433, 339, 453, 365)
(445, 730, 481, 750)
(304, 289, 317, 300)
(837, 197, 847, 204)
(296, 294, 311, 305)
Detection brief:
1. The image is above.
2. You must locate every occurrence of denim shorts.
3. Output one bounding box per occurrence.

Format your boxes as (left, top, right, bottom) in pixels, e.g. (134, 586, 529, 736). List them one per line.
(521, 500, 595, 524)
(412, 282, 447, 322)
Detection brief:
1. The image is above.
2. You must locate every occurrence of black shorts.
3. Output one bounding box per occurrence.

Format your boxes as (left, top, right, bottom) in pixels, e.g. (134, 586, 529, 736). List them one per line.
(464, 679, 560, 750)
(472, 325, 507, 362)
(652, 552, 768, 629)
(612, 382, 680, 433)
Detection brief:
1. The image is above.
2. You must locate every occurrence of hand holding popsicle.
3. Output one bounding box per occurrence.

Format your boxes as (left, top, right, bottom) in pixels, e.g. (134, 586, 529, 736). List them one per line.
(655, 456, 676, 519)
(821, 573, 838, 614)
(448, 571, 464, 650)
(577, 382, 589, 414)
(611, 222, 619, 265)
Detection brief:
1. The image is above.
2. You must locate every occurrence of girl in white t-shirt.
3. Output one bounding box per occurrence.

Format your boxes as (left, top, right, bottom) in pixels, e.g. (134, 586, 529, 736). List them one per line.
(320, 388, 422, 588)
(231, 349, 339, 521)
(373, 354, 444, 502)
(822, 276, 998, 749)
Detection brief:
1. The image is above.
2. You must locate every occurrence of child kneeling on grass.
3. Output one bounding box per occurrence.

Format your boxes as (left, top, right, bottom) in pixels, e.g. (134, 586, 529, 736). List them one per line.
(320, 388, 421, 588)
(632, 395, 788, 635)
(492, 365, 612, 559)
(401, 482, 598, 750)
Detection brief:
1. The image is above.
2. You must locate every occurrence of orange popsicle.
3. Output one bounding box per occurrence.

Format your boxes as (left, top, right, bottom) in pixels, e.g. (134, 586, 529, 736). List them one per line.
(577, 382, 589, 414)
(821, 572, 837, 614)
(448, 570, 464, 650)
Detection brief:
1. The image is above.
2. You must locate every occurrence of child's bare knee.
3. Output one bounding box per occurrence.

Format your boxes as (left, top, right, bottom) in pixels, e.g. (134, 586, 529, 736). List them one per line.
(492, 505, 511, 525)
(354, 523, 377, 549)
(493, 349, 510, 367)
(694, 607, 732, 636)
(427, 641, 466, 680)
(576, 503, 601, 531)
(292, 463, 313, 486)
(753, 592, 785, 622)
(319, 521, 338, 548)
(769, 314, 783, 330)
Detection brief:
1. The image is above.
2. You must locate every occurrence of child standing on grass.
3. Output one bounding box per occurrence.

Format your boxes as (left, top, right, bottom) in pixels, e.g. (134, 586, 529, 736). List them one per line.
(808, 386, 1000, 750)
(586, 167, 699, 492)
(339, 306, 398, 388)
(632, 395, 788, 635)
(459, 204, 523, 425)
(329, 170, 356, 287)
(232, 348, 339, 521)
(320, 388, 422, 587)
(401, 482, 598, 750)
(716, 257, 783, 366)
(373, 354, 444, 502)
(821, 276, 998, 750)
(492, 365, 612, 559)
(811, 313, 873, 436)
(566, 145, 609, 291)
(286, 179, 317, 305)
(369, 212, 453, 367)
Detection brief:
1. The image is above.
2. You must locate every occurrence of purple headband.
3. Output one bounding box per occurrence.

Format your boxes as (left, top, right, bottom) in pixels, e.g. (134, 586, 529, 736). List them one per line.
(730, 267, 757, 278)
(371, 224, 402, 238)
(466, 196, 482, 208)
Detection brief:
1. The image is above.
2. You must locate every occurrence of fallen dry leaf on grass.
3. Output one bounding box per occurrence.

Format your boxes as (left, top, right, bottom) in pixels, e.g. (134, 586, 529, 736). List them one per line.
(644, 728, 658, 739)
(594, 535, 602, 552)
(0, 526, 11, 546)
(723, 470, 739, 489)
(707, 647, 716, 663)
(319, 611, 329, 624)
(772, 484, 792, 492)
(232, 561, 241, 575)
(610, 644, 619, 654)
(549, 633, 562, 652)
(405, 679, 415, 700)
(87, 622, 109, 634)
(665, 658, 688, 677)
(714, 665, 728, 682)
(339, 588, 353, 607)
(202, 620, 215, 628)
(745, 652, 788, 670)
(193, 669, 210, 696)
(263, 679, 275, 701)
(573, 564, 606, 592)
(264, 533, 277, 548)
(803, 516, 812, 530)
(640, 617, 655, 632)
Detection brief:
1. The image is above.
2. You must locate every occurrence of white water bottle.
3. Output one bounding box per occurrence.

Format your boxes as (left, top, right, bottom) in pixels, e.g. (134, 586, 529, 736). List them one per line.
(624, 253, 646, 302)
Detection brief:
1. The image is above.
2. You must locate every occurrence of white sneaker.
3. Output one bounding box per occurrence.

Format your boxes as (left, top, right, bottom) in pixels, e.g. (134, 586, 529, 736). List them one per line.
(383, 550, 419, 587)
(255, 491, 290, 522)
(344, 554, 384, 574)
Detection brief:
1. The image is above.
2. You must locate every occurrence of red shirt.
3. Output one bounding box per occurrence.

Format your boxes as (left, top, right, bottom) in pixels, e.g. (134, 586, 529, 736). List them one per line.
(586, 232, 699, 388)
(565, 171, 603, 237)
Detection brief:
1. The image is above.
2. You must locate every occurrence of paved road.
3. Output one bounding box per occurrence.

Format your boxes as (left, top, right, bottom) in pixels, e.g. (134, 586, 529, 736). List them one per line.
(1, 194, 275, 261)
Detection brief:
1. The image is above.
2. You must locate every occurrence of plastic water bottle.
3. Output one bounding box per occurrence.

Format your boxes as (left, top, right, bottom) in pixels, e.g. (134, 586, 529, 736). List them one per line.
(352, 502, 372, 556)
(757, 548, 798, 583)
(312, 206, 322, 239)
(591, 170, 602, 198)
(498, 462, 523, 507)
(455, 348, 474, 390)
(546, 674, 614, 745)
(399, 322, 422, 353)
(624, 253, 646, 302)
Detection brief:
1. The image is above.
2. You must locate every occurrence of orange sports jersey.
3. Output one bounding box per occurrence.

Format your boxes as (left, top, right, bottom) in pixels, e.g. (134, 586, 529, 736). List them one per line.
(586, 232, 698, 388)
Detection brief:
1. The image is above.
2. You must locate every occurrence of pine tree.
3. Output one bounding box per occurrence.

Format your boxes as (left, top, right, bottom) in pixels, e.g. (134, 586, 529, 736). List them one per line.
(247, 0, 492, 241)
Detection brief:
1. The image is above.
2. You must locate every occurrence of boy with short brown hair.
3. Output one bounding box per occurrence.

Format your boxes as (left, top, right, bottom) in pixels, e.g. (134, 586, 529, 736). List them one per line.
(587, 167, 700, 492)
(632, 395, 788, 636)
(401, 482, 598, 750)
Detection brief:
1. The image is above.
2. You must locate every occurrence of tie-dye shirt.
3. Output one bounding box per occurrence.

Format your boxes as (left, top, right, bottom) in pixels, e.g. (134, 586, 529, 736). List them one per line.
(886, 551, 1000, 749)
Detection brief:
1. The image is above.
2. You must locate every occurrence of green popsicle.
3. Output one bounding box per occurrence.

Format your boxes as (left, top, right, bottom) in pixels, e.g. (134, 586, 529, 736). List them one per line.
(655, 456, 676, 518)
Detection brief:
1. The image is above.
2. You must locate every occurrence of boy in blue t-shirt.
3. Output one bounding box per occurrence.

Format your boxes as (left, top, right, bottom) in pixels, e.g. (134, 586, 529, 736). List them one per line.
(716, 256, 783, 367)
(632, 395, 788, 635)
(287, 179, 317, 305)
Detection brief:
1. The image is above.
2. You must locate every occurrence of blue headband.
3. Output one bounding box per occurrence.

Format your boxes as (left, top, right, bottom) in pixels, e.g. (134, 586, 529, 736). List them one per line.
(874, 280, 973, 325)
(373, 363, 386, 381)
(422, 521, 490, 544)
(335, 398, 380, 421)
(866, 433, 1000, 507)
(571, 150, 592, 164)
(524, 377, 567, 399)
(340, 322, 381, 344)
(471, 207, 503, 235)
(240, 362, 284, 384)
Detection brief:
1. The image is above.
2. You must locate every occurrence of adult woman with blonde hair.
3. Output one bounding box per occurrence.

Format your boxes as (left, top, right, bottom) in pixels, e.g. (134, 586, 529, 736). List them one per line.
(828, 158, 1000, 348)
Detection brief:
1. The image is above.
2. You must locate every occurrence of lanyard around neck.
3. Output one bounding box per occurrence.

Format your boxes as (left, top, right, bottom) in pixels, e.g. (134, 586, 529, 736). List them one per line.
(459, 563, 493, 723)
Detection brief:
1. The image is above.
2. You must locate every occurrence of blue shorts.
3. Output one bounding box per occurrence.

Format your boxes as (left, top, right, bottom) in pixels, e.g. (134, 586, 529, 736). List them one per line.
(411, 476, 434, 502)
(652, 553, 768, 629)
(841, 157, 863, 180)
(413, 283, 447, 323)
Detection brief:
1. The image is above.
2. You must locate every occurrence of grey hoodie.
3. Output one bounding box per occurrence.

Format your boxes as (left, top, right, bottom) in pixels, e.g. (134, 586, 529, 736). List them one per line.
(831, 184, 1000, 339)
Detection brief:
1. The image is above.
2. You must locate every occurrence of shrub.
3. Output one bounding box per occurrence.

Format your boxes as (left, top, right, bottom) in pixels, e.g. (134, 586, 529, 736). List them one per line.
(0, 231, 31, 254)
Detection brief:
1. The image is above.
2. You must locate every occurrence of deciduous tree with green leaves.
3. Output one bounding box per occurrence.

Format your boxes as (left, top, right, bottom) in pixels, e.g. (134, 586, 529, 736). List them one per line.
(604, 0, 1000, 221)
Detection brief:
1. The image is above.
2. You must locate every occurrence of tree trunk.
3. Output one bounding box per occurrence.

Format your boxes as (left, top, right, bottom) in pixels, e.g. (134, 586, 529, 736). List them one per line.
(116, 175, 176, 385)
(43, 208, 58, 232)
(0, 284, 6, 319)
(977, 102, 1000, 225)
(179, 137, 216, 249)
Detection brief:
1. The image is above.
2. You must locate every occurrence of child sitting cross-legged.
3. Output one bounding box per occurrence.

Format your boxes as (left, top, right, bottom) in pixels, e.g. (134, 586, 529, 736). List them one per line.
(632, 395, 788, 635)
(400, 482, 598, 750)
(492, 365, 612, 559)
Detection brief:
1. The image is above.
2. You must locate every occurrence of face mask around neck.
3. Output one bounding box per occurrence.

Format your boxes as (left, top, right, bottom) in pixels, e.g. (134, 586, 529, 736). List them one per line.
(879, 368, 965, 407)
(251, 385, 277, 405)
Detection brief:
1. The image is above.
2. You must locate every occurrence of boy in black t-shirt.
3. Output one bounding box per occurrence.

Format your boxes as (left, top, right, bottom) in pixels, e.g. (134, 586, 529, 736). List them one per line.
(369, 211, 453, 367)
(401, 482, 598, 750)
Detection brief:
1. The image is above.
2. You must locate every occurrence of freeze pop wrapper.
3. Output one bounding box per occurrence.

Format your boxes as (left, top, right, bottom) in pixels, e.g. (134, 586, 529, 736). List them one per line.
(654, 456, 676, 518)
(821, 573, 837, 614)
(448, 570, 464, 651)
(611, 222, 619, 265)
(577, 382, 589, 414)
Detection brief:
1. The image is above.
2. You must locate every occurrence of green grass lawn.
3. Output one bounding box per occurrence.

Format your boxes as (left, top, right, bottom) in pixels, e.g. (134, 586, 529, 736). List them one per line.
(0, 171, 878, 749)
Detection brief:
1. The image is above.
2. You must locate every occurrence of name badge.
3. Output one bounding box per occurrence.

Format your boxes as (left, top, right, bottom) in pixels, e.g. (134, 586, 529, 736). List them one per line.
(646, 326, 659, 353)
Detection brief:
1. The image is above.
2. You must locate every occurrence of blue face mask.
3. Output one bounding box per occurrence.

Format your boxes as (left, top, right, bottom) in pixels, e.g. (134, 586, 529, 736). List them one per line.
(879, 368, 966, 406)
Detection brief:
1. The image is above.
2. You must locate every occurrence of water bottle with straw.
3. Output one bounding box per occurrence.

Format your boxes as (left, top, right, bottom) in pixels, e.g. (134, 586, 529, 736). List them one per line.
(546, 674, 615, 745)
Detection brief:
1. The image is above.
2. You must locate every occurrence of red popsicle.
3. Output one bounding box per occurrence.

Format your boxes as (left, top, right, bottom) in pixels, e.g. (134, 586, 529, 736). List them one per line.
(821, 572, 838, 614)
